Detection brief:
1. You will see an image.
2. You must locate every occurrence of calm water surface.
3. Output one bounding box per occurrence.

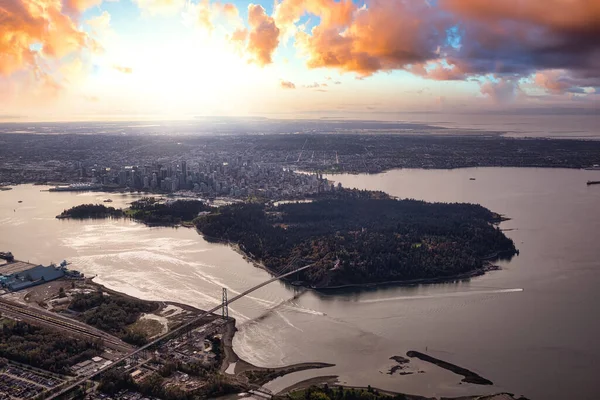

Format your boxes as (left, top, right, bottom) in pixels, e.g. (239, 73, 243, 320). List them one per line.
(1, 168, 599, 400)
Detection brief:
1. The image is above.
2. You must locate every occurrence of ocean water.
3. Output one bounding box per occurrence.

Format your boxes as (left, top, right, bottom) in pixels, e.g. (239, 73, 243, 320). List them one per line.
(1, 168, 599, 399)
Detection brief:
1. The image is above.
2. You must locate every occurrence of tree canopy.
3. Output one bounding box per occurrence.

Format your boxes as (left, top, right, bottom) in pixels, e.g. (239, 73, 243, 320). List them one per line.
(195, 191, 516, 287)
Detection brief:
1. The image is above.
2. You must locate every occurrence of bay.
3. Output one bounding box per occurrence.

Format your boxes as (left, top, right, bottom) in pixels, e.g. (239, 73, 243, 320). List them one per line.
(1, 167, 599, 399)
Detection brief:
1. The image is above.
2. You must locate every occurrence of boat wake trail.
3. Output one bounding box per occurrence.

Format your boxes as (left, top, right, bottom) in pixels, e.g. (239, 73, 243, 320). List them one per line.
(358, 288, 523, 304)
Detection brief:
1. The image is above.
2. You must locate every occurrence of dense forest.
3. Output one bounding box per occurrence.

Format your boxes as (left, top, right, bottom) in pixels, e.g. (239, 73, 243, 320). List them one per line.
(194, 192, 516, 287)
(127, 197, 212, 225)
(70, 291, 158, 345)
(0, 320, 102, 374)
(57, 198, 212, 225)
(286, 385, 411, 400)
(98, 368, 239, 400)
(56, 204, 124, 219)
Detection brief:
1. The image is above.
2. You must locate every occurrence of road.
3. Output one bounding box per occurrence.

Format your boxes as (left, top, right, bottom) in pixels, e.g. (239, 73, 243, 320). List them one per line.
(46, 263, 316, 400)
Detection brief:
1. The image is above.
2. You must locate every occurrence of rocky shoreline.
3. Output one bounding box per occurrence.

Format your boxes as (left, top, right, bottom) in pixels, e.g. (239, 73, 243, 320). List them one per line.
(406, 351, 493, 385)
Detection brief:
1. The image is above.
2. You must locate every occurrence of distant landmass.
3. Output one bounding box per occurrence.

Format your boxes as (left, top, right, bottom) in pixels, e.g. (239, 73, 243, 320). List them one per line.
(194, 191, 517, 288)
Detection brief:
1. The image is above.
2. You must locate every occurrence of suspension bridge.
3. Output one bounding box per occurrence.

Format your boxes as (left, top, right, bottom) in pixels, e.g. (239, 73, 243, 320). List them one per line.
(45, 261, 316, 400)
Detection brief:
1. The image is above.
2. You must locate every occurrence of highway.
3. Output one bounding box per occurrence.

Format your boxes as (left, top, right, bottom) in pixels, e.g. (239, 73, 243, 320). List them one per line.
(46, 263, 315, 400)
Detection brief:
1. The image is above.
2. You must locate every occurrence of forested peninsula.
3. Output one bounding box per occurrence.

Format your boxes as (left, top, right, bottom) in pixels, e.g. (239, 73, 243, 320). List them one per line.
(194, 191, 517, 288)
(56, 191, 517, 288)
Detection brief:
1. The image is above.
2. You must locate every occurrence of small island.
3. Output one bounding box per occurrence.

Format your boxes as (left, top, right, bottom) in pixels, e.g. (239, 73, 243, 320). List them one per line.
(56, 198, 212, 226)
(194, 190, 517, 288)
(56, 204, 124, 219)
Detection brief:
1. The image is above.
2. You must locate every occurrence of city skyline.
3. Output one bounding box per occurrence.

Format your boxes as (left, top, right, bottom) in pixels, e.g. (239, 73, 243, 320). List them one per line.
(1, 0, 599, 121)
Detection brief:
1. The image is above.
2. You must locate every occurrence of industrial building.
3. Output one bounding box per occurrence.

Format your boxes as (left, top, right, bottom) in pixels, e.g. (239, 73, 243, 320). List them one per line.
(0, 258, 83, 292)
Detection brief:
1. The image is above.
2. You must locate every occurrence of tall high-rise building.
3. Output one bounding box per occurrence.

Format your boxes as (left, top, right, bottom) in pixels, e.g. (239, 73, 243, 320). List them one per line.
(181, 161, 187, 177)
(118, 170, 127, 186)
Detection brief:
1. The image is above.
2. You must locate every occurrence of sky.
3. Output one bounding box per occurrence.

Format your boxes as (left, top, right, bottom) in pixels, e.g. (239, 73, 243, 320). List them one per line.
(0, 0, 599, 122)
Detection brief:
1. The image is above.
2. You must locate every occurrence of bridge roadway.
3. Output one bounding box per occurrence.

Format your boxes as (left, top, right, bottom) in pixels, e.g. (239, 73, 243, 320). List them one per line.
(46, 263, 315, 400)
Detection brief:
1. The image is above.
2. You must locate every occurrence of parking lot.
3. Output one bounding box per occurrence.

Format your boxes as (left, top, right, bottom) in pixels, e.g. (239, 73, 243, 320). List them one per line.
(0, 363, 64, 400)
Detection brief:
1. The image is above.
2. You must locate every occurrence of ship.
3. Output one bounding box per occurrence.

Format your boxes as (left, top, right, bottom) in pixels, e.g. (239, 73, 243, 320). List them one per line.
(584, 165, 600, 171)
(587, 181, 600, 185)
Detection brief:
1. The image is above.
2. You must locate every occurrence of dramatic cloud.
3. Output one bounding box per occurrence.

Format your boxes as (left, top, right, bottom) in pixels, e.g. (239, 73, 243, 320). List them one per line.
(187, 0, 240, 31)
(64, 0, 102, 13)
(439, 0, 600, 78)
(246, 4, 279, 66)
(295, 0, 449, 76)
(280, 80, 296, 89)
(534, 70, 600, 94)
(281, 0, 600, 91)
(0, 67, 64, 106)
(274, 0, 354, 37)
(0, 0, 93, 76)
(221, 2, 238, 18)
(480, 77, 520, 104)
(441, 0, 600, 31)
(113, 65, 133, 74)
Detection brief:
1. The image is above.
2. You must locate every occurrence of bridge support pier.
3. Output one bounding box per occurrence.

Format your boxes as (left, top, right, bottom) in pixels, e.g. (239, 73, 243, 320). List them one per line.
(222, 288, 228, 319)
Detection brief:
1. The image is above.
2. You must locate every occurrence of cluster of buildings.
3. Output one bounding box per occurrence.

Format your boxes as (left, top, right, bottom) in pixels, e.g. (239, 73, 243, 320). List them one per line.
(87, 391, 160, 400)
(72, 356, 114, 377)
(80, 158, 342, 199)
(157, 319, 223, 368)
(0, 258, 83, 292)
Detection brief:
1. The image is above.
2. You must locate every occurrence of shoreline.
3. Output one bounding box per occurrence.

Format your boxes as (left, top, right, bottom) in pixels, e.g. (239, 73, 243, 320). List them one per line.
(315, 263, 501, 291)
(276, 377, 526, 400)
(199, 232, 514, 292)
(219, 313, 334, 385)
(88, 276, 333, 389)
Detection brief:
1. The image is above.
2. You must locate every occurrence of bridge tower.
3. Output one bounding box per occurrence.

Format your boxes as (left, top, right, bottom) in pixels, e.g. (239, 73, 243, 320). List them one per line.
(222, 288, 229, 319)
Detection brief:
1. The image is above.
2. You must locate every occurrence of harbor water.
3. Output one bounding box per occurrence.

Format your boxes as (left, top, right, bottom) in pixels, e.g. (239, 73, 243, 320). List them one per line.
(1, 167, 600, 399)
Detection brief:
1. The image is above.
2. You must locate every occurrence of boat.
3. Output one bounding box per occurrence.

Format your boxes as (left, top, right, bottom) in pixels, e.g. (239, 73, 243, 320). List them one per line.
(584, 165, 600, 171)
(587, 181, 600, 185)
(103, 199, 113, 203)
(17, 200, 22, 203)
(469, 178, 476, 181)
